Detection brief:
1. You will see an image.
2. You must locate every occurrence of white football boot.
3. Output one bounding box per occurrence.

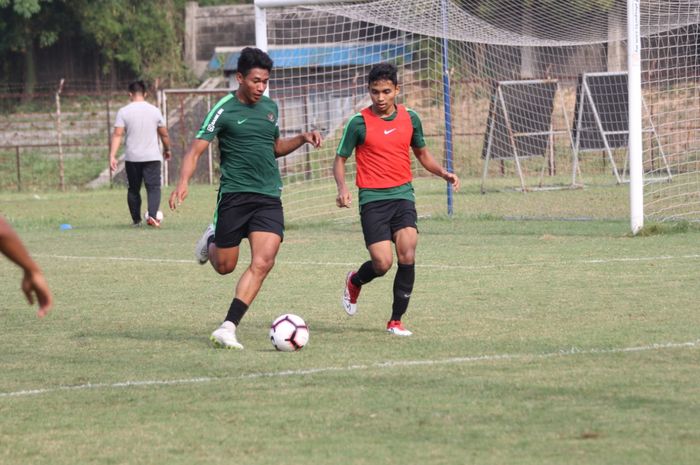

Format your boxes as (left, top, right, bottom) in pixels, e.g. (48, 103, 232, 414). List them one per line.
(195, 224, 215, 264)
(210, 321, 244, 350)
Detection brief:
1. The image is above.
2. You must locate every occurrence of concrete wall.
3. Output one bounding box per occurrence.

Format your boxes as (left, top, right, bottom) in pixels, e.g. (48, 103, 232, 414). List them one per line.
(185, 2, 256, 78)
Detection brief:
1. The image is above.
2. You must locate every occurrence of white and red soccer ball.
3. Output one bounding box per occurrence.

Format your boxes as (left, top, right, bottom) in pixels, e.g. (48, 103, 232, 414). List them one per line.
(269, 313, 309, 352)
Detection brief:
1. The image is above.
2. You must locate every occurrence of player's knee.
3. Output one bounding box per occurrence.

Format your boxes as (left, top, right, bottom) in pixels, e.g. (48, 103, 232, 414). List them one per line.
(251, 257, 275, 275)
(213, 262, 235, 275)
(397, 251, 416, 264)
(372, 258, 392, 276)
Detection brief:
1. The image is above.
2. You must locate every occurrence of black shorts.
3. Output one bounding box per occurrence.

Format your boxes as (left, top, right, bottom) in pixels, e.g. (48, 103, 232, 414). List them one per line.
(360, 199, 418, 247)
(214, 192, 284, 248)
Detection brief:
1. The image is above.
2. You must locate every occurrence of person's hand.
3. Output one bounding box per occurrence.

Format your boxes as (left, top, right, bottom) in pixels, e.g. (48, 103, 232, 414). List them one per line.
(336, 186, 352, 208)
(163, 149, 172, 161)
(169, 183, 189, 210)
(303, 131, 322, 148)
(22, 270, 53, 318)
(109, 156, 118, 172)
(444, 172, 461, 192)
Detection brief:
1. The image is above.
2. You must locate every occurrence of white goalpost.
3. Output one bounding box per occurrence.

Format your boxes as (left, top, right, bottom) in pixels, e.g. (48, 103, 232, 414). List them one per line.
(244, 0, 699, 229)
(628, 0, 644, 233)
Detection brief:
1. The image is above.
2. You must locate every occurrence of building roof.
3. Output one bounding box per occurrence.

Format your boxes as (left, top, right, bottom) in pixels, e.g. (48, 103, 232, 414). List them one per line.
(208, 43, 410, 72)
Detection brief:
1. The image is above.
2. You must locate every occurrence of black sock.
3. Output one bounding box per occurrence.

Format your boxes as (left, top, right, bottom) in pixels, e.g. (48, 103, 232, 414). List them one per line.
(225, 298, 249, 326)
(391, 263, 415, 321)
(352, 260, 379, 287)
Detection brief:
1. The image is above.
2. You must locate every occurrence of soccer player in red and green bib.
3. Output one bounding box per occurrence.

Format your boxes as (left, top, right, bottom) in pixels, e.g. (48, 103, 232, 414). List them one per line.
(169, 47, 322, 349)
(334, 62, 460, 336)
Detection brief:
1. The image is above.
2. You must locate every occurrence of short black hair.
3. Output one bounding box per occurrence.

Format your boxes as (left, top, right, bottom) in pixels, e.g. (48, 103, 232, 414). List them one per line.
(128, 80, 147, 94)
(237, 47, 274, 77)
(368, 63, 398, 86)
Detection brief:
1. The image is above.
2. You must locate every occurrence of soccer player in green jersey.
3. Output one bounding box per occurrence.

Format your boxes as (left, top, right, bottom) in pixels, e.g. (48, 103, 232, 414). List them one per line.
(169, 47, 322, 349)
(334, 62, 460, 336)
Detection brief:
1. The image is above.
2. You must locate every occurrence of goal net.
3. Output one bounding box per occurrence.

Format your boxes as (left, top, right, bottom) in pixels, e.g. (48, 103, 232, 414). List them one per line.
(243, 0, 699, 223)
(641, 1, 700, 221)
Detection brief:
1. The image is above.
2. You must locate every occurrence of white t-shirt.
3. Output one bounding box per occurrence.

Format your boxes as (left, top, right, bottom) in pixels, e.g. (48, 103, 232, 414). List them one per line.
(114, 101, 165, 162)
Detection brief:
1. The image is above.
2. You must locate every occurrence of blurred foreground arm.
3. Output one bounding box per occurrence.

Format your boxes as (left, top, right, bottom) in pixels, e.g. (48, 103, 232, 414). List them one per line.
(0, 216, 53, 317)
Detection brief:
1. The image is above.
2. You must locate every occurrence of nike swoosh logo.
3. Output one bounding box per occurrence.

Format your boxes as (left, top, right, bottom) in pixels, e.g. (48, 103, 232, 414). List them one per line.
(237, 119, 248, 124)
(384, 128, 396, 135)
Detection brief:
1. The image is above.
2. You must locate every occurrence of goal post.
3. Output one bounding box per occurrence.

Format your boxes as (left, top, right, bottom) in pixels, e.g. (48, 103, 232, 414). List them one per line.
(235, 0, 699, 226)
(628, 0, 644, 234)
(255, 0, 457, 219)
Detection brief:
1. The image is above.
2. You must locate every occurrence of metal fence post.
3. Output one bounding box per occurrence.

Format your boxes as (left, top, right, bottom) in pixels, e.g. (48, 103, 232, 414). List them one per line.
(15, 146, 21, 191)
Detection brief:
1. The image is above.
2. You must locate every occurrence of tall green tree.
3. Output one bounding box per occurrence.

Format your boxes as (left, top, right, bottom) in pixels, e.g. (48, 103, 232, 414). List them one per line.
(0, 0, 69, 97)
(70, 0, 191, 86)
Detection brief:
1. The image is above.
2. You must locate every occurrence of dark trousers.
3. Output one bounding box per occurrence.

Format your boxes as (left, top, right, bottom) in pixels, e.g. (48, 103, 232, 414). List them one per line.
(125, 161, 162, 224)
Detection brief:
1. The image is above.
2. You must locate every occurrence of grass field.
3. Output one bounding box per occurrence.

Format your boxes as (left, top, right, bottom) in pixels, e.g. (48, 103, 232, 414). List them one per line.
(1, 184, 699, 464)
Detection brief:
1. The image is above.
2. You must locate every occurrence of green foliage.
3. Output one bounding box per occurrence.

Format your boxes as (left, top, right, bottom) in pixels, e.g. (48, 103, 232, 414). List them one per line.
(0, 0, 43, 18)
(0, 0, 201, 87)
(71, 0, 191, 85)
(0, 0, 64, 52)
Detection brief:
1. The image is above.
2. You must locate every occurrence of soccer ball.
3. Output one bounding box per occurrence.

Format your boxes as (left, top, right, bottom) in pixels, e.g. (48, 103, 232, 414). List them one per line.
(144, 210, 164, 222)
(269, 314, 309, 352)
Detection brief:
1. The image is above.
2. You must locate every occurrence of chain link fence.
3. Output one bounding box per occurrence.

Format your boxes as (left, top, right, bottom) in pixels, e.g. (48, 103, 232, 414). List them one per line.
(0, 80, 146, 191)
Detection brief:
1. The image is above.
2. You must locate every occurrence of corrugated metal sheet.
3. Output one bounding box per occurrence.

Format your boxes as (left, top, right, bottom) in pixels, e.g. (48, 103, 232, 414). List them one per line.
(208, 43, 410, 71)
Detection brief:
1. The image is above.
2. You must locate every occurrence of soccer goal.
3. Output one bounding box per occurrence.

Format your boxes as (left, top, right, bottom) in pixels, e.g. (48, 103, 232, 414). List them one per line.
(247, 0, 700, 228)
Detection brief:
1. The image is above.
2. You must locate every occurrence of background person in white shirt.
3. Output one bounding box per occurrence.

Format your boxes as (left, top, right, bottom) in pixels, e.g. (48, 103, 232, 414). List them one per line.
(109, 80, 172, 227)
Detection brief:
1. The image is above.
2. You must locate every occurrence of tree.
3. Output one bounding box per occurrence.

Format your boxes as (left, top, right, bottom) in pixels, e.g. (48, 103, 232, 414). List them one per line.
(0, 0, 70, 98)
(70, 0, 192, 86)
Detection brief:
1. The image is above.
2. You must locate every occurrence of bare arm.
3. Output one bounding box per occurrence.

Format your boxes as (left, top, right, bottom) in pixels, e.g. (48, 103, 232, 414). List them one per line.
(168, 138, 211, 210)
(333, 155, 352, 208)
(158, 126, 172, 161)
(412, 146, 460, 192)
(274, 131, 322, 157)
(108, 127, 125, 171)
(0, 216, 53, 317)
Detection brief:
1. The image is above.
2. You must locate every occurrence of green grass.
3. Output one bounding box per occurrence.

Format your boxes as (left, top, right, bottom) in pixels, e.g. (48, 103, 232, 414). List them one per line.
(0, 149, 106, 191)
(1, 185, 699, 464)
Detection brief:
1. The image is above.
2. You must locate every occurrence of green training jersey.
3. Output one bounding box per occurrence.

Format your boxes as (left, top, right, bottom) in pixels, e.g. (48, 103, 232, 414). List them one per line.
(336, 107, 426, 205)
(197, 93, 282, 197)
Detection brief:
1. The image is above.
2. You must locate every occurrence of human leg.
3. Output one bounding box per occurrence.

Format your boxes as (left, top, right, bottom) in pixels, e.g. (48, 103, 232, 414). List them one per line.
(343, 201, 396, 315)
(142, 160, 162, 226)
(390, 227, 417, 323)
(208, 246, 244, 350)
(209, 244, 240, 275)
(233, 231, 281, 305)
(207, 240, 244, 350)
(386, 202, 418, 336)
(342, 242, 393, 316)
(124, 161, 143, 224)
(201, 192, 250, 270)
(210, 195, 284, 349)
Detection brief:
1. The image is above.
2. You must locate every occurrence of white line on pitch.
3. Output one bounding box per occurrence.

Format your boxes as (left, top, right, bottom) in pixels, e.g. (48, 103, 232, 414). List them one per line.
(33, 253, 700, 271)
(1, 339, 697, 399)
